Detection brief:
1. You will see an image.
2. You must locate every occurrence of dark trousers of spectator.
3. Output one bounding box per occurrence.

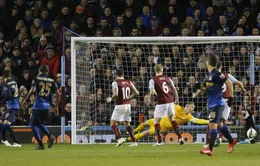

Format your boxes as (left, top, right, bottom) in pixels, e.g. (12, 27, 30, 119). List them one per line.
(245, 115, 256, 143)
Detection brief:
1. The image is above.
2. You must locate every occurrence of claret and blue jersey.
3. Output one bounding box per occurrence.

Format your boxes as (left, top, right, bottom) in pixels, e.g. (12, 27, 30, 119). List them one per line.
(32, 74, 58, 110)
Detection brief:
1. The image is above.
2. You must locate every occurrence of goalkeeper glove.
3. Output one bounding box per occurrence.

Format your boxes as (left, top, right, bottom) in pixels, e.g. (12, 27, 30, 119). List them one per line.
(227, 97, 233, 107)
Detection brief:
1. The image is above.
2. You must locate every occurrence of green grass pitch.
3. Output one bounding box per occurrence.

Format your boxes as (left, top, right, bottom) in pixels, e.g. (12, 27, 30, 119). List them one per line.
(1, 144, 260, 166)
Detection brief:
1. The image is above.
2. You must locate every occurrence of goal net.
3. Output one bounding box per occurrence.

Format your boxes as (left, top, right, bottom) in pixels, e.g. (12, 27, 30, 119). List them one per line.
(71, 37, 260, 144)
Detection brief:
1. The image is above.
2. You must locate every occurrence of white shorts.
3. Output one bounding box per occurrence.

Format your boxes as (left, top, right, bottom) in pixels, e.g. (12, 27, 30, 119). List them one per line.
(154, 103, 174, 118)
(111, 104, 131, 122)
(222, 101, 231, 121)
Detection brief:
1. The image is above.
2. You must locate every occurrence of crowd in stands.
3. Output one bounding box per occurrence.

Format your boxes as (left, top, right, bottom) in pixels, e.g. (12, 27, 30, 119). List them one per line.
(0, 0, 260, 127)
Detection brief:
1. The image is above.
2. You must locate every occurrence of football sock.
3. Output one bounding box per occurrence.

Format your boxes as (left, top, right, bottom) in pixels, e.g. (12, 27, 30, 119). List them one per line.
(205, 126, 210, 145)
(171, 121, 182, 139)
(4, 124, 20, 144)
(220, 125, 233, 144)
(38, 124, 52, 139)
(209, 129, 218, 151)
(154, 124, 162, 143)
(1, 124, 7, 141)
(30, 124, 43, 146)
(126, 126, 136, 142)
(127, 133, 144, 142)
(111, 124, 122, 139)
(134, 123, 145, 133)
(0, 123, 3, 137)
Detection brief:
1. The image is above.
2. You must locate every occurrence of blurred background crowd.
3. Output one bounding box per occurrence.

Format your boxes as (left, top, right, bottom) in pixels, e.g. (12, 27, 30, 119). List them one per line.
(0, 0, 260, 127)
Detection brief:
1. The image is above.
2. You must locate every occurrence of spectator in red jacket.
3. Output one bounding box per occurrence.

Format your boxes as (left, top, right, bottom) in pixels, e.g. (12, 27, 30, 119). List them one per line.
(41, 45, 60, 78)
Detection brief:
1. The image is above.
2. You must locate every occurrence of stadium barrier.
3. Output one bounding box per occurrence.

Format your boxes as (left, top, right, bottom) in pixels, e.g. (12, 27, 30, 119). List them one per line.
(10, 125, 260, 144)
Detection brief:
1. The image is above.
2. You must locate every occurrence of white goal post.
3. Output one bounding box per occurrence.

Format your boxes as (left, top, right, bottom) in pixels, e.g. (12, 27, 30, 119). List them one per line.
(71, 36, 260, 144)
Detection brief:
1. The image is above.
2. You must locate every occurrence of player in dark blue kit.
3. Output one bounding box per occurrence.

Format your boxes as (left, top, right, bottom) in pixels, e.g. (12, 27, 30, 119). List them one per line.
(199, 55, 237, 156)
(23, 65, 60, 150)
(0, 70, 21, 147)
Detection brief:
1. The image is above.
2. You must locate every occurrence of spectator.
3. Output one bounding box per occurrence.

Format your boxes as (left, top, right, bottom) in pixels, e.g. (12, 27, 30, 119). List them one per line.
(252, 27, 259, 36)
(85, 17, 95, 36)
(30, 18, 43, 41)
(224, 4, 238, 28)
(124, 0, 141, 19)
(18, 70, 31, 91)
(32, 0, 44, 18)
(4, 6, 20, 36)
(57, 6, 72, 27)
(80, 0, 94, 18)
(205, 6, 217, 33)
(46, 0, 56, 21)
(3, 38, 13, 58)
(24, 8, 33, 28)
(94, 103, 109, 125)
(233, 26, 244, 36)
(217, 15, 232, 35)
(94, 0, 108, 22)
(147, 0, 161, 17)
(40, 9, 51, 30)
(140, 94, 154, 122)
(112, 27, 122, 37)
(164, 57, 175, 77)
(169, 16, 180, 36)
(26, 57, 38, 78)
(11, 46, 27, 77)
(161, 26, 171, 36)
(213, 0, 225, 15)
(151, 45, 162, 64)
(115, 15, 127, 36)
(182, 16, 198, 36)
(186, 0, 206, 19)
(135, 17, 146, 35)
(73, 5, 87, 32)
(65, 103, 72, 125)
(100, 7, 116, 27)
(197, 29, 205, 36)
(144, 16, 163, 36)
(124, 8, 135, 33)
(140, 5, 155, 28)
(41, 45, 60, 77)
(21, 38, 32, 59)
(99, 18, 112, 36)
(161, 5, 175, 25)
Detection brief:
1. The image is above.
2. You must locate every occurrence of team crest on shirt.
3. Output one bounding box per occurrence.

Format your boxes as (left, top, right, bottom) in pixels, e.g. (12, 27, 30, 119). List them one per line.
(209, 112, 216, 119)
(220, 74, 225, 79)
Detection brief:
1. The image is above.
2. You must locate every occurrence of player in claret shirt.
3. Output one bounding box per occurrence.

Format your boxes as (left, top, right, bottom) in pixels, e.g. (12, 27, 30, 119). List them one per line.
(107, 69, 139, 147)
(148, 64, 182, 146)
(199, 55, 237, 156)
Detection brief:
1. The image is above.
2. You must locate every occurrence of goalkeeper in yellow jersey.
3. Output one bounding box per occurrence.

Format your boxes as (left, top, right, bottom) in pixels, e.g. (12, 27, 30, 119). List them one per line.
(126, 102, 209, 142)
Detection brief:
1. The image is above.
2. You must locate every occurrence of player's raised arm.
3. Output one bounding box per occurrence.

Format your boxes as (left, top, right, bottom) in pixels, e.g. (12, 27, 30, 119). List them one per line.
(22, 79, 36, 107)
(169, 78, 179, 104)
(148, 79, 155, 99)
(225, 78, 234, 107)
(129, 81, 139, 99)
(228, 74, 246, 93)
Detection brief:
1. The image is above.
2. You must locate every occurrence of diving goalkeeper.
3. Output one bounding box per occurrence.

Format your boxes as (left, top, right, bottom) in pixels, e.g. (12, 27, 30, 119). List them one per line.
(126, 102, 209, 142)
